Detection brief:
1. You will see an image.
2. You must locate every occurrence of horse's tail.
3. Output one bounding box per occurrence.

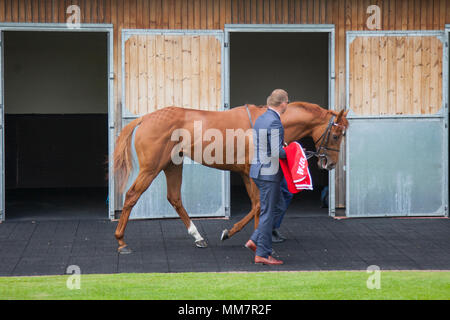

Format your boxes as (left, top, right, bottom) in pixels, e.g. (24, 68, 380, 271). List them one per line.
(114, 117, 143, 192)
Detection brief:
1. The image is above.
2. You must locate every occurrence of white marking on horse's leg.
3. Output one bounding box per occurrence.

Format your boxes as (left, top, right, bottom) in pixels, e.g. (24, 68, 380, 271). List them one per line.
(188, 221, 204, 242)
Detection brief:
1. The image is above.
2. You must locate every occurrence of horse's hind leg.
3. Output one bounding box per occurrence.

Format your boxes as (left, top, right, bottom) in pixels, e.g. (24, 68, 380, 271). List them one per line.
(164, 162, 208, 248)
(115, 170, 158, 254)
(221, 173, 260, 241)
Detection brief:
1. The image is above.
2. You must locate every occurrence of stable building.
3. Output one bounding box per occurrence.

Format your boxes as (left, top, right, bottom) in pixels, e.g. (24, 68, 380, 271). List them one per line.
(0, 0, 448, 221)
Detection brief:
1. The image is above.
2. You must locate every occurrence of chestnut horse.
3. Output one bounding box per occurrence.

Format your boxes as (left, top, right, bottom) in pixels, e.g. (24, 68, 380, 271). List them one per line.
(113, 102, 349, 253)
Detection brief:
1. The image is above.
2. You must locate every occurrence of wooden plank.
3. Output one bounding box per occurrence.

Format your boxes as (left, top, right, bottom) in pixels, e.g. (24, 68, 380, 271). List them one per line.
(0, 0, 6, 22)
(207, 0, 214, 28)
(214, 0, 220, 28)
(426, 0, 433, 30)
(360, 37, 370, 114)
(353, 37, 363, 114)
(150, 0, 156, 28)
(395, 37, 405, 115)
(421, 37, 431, 114)
(175, 0, 182, 29)
(300, 0, 307, 23)
(173, 35, 183, 108)
(294, 0, 300, 23)
(413, 0, 420, 29)
(404, 37, 413, 115)
(379, 37, 388, 115)
(225, 0, 232, 24)
(191, 35, 200, 109)
(208, 37, 217, 110)
(429, 37, 439, 114)
(401, 0, 408, 30)
(136, 0, 143, 28)
(59, 0, 66, 23)
(282, 0, 289, 24)
(314, 0, 319, 23)
(124, 37, 131, 115)
(142, 0, 149, 28)
(155, 35, 165, 109)
(412, 37, 422, 114)
(130, 36, 140, 115)
(264, 0, 270, 24)
(220, 0, 227, 27)
(182, 36, 192, 109)
(92, 0, 98, 23)
(420, 0, 427, 29)
(269, 0, 275, 23)
(162, 0, 169, 28)
(386, 37, 396, 115)
(433, 0, 439, 29)
(435, 39, 443, 114)
(369, 38, 379, 115)
(165, 35, 175, 108)
(138, 35, 148, 115)
(216, 36, 222, 109)
(147, 36, 156, 112)
(201, 0, 207, 28)
(194, 0, 200, 28)
(439, 0, 446, 29)
(168, 0, 175, 29)
(18, 0, 26, 22)
(199, 36, 209, 110)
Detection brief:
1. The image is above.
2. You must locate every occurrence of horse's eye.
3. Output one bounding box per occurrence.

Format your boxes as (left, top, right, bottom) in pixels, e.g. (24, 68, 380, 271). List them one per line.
(332, 135, 339, 141)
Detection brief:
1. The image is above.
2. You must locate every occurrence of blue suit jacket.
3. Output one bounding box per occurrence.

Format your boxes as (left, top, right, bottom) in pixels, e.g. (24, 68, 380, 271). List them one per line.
(249, 108, 287, 182)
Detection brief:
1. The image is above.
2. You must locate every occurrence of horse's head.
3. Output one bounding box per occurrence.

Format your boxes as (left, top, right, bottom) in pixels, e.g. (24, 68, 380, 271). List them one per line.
(313, 109, 349, 170)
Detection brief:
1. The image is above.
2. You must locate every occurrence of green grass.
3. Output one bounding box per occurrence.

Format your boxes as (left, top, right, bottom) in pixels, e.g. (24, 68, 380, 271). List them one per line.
(0, 271, 449, 300)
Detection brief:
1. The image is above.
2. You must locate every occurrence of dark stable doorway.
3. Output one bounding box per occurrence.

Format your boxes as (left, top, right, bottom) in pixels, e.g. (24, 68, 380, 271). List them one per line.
(4, 31, 108, 221)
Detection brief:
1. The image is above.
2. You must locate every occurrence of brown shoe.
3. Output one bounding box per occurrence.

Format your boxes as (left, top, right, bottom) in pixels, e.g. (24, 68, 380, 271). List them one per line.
(244, 240, 257, 253)
(254, 255, 284, 265)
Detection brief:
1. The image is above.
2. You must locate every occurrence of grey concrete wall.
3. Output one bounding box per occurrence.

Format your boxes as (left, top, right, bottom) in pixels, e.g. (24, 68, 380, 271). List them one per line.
(4, 31, 107, 114)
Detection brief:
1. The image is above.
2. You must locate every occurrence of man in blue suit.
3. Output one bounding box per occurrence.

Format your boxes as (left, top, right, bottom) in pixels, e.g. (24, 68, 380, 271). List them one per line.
(245, 89, 289, 265)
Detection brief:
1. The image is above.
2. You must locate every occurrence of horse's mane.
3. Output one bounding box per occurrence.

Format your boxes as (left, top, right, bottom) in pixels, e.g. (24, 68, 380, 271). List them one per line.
(289, 101, 349, 127)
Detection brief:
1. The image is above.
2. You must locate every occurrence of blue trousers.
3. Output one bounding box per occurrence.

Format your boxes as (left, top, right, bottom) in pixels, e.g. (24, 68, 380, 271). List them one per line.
(272, 177, 294, 229)
(250, 178, 280, 258)
(250, 177, 294, 258)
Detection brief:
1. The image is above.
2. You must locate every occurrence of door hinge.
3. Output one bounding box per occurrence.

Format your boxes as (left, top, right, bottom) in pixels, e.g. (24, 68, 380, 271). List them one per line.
(224, 42, 229, 47)
(109, 73, 115, 80)
(224, 103, 229, 109)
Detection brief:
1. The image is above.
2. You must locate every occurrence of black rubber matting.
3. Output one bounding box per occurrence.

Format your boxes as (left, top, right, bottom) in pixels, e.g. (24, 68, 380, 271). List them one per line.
(0, 210, 449, 276)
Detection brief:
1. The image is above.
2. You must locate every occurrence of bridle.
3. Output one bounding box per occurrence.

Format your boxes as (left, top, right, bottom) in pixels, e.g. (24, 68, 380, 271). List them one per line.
(305, 115, 346, 160)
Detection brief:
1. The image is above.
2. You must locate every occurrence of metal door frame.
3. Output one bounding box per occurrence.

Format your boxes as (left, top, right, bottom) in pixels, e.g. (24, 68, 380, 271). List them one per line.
(121, 29, 228, 218)
(224, 24, 336, 216)
(0, 23, 115, 221)
(345, 30, 449, 217)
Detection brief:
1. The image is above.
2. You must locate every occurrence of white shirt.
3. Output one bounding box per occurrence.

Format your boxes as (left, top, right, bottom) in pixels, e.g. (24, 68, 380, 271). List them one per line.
(268, 107, 281, 119)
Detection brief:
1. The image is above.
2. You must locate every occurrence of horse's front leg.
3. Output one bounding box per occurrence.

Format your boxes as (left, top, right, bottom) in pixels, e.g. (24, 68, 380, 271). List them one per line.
(164, 162, 208, 248)
(221, 173, 260, 240)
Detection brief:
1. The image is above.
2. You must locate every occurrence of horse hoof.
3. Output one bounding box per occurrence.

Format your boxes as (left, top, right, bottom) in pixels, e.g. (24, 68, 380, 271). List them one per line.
(221, 229, 229, 241)
(118, 245, 132, 254)
(195, 239, 208, 248)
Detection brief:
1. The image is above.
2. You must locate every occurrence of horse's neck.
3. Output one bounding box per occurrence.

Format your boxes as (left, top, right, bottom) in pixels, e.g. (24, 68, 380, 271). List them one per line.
(283, 107, 330, 143)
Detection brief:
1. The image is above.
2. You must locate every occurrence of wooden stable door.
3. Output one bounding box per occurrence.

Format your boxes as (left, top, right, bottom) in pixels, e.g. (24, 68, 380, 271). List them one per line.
(121, 30, 227, 219)
(123, 32, 223, 116)
(345, 31, 448, 218)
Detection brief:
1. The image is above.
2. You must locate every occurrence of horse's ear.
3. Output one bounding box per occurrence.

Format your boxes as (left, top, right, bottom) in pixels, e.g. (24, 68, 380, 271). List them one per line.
(335, 109, 344, 122)
(344, 109, 349, 117)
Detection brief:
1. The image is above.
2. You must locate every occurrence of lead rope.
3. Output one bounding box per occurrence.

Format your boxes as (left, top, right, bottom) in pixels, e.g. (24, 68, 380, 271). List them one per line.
(245, 104, 254, 128)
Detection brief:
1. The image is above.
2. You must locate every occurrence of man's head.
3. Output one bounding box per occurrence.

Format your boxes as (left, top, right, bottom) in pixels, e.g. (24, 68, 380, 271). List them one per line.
(267, 89, 289, 114)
